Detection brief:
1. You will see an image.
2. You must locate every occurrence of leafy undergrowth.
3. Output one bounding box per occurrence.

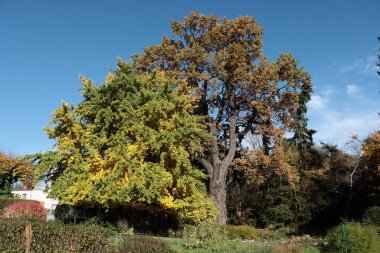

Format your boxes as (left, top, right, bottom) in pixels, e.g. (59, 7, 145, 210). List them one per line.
(166, 237, 320, 253)
(111, 235, 176, 253)
(111, 235, 321, 253)
(323, 223, 380, 253)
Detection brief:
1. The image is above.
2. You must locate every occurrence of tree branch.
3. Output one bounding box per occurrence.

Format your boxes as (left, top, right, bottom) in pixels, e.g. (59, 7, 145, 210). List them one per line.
(222, 112, 237, 171)
(197, 157, 213, 175)
(209, 120, 221, 165)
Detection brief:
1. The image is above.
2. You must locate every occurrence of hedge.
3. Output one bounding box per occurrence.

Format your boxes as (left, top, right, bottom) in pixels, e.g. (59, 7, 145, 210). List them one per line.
(0, 198, 39, 211)
(0, 218, 114, 253)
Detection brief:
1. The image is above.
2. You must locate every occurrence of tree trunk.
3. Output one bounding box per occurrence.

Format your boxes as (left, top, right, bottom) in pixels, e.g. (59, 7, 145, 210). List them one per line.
(198, 114, 237, 225)
(209, 164, 228, 225)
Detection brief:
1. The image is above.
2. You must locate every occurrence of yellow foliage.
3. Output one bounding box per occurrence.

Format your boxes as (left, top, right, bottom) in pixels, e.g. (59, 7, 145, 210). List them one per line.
(40, 65, 215, 225)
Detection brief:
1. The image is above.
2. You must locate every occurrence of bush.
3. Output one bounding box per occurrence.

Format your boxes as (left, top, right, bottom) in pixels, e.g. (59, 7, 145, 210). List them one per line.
(224, 225, 259, 240)
(116, 219, 134, 236)
(179, 223, 230, 251)
(0, 218, 113, 253)
(324, 222, 380, 253)
(0, 198, 38, 211)
(362, 206, 380, 227)
(114, 235, 175, 253)
(2, 201, 46, 221)
(259, 226, 295, 240)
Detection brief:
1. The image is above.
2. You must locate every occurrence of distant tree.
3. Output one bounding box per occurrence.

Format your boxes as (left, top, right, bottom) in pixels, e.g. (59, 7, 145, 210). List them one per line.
(377, 36, 380, 76)
(0, 152, 33, 196)
(228, 138, 364, 231)
(228, 136, 300, 227)
(290, 76, 315, 170)
(133, 12, 311, 224)
(361, 131, 380, 204)
(33, 64, 217, 225)
(362, 131, 380, 173)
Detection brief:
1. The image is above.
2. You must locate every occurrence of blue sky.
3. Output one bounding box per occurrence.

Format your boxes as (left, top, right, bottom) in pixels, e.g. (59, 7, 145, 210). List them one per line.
(0, 0, 379, 155)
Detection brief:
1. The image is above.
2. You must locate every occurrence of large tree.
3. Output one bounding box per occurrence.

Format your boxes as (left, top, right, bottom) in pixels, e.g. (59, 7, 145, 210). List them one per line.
(33, 64, 217, 224)
(133, 12, 311, 224)
(0, 152, 33, 196)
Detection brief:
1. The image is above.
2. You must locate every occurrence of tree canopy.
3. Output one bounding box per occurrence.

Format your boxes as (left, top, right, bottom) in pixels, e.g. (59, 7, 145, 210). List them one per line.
(33, 63, 217, 224)
(133, 12, 311, 224)
(0, 152, 33, 196)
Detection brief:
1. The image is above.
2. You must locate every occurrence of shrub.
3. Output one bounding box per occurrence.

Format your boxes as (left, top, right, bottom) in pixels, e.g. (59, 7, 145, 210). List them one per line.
(114, 235, 175, 253)
(0, 218, 113, 253)
(181, 223, 228, 241)
(324, 222, 380, 253)
(224, 225, 259, 240)
(179, 223, 230, 250)
(260, 226, 295, 239)
(362, 206, 380, 227)
(115, 219, 134, 236)
(2, 201, 46, 221)
(0, 198, 38, 211)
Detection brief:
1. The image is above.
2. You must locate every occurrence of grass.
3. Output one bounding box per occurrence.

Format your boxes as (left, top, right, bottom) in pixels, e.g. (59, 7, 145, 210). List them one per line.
(164, 237, 320, 253)
(110, 235, 321, 253)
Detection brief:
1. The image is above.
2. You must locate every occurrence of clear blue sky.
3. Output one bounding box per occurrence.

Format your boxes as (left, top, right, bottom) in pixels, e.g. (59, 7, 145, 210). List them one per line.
(1, 0, 379, 155)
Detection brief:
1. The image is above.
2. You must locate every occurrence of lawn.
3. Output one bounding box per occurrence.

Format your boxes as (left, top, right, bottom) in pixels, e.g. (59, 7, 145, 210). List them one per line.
(113, 235, 321, 253)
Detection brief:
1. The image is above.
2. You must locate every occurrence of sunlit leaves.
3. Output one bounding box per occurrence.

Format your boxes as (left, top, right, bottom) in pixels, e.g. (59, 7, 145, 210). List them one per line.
(0, 152, 33, 195)
(36, 63, 217, 224)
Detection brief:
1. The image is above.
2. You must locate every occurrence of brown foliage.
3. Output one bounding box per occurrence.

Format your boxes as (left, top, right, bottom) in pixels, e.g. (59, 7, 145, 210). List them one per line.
(362, 131, 380, 176)
(0, 151, 33, 191)
(133, 12, 310, 224)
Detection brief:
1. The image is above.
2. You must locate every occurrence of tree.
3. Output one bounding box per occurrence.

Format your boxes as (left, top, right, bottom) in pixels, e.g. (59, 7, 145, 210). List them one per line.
(377, 36, 379, 76)
(362, 131, 380, 173)
(0, 152, 33, 196)
(228, 136, 301, 227)
(361, 131, 380, 204)
(34, 64, 217, 225)
(290, 74, 315, 170)
(133, 12, 311, 224)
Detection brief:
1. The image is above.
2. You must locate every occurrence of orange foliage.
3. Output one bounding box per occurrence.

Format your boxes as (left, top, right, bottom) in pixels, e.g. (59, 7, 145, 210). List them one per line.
(362, 131, 380, 176)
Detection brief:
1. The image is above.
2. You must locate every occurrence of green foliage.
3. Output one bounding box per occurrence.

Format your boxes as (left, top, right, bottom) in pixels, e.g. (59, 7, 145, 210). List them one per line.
(259, 227, 296, 240)
(362, 206, 380, 227)
(303, 248, 320, 253)
(324, 223, 380, 253)
(228, 140, 360, 232)
(116, 219, 134, 236)
(167, 236, 319, 253)
(224, 225, 259, 240)
(34, 64, 217, 225)
(53, 203, 80, 219)
(0, 218, 113, 253)
(180, 223, 229, 251)
(114, 235, 176, 253)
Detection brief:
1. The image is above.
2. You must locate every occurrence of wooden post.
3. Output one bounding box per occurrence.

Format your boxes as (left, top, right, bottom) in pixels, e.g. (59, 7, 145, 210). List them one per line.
(25, 223, 32, 253)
